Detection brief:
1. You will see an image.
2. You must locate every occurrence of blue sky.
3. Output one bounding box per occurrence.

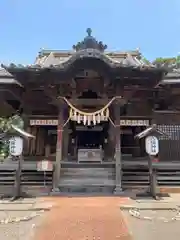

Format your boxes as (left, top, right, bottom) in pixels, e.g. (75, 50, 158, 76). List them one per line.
(0, 0, 180, 64)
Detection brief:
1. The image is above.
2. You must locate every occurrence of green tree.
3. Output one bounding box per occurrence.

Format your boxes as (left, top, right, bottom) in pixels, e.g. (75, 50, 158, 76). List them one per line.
(142, 57, 150, 64)
(153, 57, 177, 66)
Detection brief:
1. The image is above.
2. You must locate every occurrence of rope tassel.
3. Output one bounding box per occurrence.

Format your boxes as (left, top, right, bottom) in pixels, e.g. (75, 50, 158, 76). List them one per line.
(83, 115, 87, 125)
(87, 116, 91, 125)
(93, 115, 96, 125)
(77, 114, 81, 124)
(74, 111, 77, 121)
(97, 114, 101, 123)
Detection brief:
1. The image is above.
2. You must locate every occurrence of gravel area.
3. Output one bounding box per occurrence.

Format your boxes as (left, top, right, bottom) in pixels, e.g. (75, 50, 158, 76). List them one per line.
(0, 197, 53, 240)
(123, 209, 180, 240)
(0, 217, 41, 240)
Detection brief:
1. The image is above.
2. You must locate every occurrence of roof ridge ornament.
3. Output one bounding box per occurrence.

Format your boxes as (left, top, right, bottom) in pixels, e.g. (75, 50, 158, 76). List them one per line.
(86, 28, 92, 37)
(72, 28, 107, 52)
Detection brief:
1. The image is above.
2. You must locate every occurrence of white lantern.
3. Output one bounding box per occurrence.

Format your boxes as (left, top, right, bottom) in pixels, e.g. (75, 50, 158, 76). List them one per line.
(9, 136, 23, 156)
(145, 136, 159, 156)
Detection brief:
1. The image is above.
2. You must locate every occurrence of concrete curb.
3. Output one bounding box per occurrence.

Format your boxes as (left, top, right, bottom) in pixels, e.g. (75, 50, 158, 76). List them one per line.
(128, 208, 180, 222)
(0, 207, 51, 211)
(120, 204, 179, 210)
(0, 201, 37, 204)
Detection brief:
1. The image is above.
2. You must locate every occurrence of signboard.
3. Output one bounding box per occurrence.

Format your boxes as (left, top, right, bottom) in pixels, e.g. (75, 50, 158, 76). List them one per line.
(9, 136, 23, 156)
(30, 120, 58, 126)
(37, 160, 53, 172)
(30, 119, 149, 126)
(145, 136, 159, 156)
(120, 120, 149, 126)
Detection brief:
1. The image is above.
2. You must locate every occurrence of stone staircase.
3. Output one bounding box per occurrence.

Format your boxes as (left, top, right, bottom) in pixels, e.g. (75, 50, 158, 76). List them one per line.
(58, 163, 115, 193)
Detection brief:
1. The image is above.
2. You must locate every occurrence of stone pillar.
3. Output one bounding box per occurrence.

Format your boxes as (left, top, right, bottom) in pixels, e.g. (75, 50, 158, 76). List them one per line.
(53, 106, 64, 191)
(113, 103, 123, 194)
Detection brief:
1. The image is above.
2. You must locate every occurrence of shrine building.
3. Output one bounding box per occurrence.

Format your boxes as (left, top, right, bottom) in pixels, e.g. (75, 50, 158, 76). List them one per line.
(0, 28, 180, 194)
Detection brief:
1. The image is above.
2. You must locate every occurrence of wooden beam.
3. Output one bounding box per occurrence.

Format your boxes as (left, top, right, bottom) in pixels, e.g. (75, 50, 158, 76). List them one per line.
(27, 115, 58, 118)
(0, 85, 23, 101)
(0, 94, 14, 115)
(40, 86, 64, 107)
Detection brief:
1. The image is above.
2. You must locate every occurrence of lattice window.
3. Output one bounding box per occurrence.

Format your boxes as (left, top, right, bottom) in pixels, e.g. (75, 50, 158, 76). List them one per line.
(157, 125, 180, 140)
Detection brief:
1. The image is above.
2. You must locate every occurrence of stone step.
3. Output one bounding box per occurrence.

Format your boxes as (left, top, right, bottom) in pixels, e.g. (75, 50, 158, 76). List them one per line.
(61, 163, 115, 168)
(61, 167, 115, 177)
(61, 172, 115, 178)
(58, 185, 115, 194)
(59, 179, 115, 185)
(61, 167, 114, 171)
(60, 166, 115, 193)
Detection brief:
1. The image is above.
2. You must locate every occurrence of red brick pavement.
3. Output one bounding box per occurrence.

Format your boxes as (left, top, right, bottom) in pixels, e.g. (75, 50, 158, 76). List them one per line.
(33, 197, 132, 240)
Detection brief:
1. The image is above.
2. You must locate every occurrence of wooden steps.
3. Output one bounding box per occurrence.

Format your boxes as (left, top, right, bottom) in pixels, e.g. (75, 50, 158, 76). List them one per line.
(59, 166, 115, 193)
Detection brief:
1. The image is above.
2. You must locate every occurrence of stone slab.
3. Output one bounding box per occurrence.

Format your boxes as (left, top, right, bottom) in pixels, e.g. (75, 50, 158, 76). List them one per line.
(0, 199, 53, 211)
(120, 202, 178, 210)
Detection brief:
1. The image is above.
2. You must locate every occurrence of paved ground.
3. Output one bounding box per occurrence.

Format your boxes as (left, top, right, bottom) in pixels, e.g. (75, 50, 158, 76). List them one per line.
(0, 214, 42, 240)
(33, 197, 132, 240)
(121, 194, 180, 240)
(1, 194, 180, 240)
(123, 209, 180, 240)
(0, 198, 52, 240)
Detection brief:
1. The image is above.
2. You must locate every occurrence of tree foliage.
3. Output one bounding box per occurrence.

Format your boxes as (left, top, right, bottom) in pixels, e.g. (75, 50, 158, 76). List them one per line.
(153, 55, 180, 67)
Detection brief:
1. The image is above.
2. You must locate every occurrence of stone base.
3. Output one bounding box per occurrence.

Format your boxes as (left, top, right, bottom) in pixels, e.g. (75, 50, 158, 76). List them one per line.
(51, 188, 60, 193)
(50, 188, 63, 196)
(136, 190, 160, 200)
(113, 186, 124, 196)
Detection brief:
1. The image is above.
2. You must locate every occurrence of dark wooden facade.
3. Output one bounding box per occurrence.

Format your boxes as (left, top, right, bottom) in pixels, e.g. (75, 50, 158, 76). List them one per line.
(1, 29, 180, 194)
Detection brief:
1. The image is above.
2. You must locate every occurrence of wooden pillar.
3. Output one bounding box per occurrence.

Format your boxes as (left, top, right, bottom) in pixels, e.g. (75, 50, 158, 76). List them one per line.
(45, 144, 50, 158)
(22, 114, 30, 156)
(62, 125, 69, 161)
(53, 106, 64, 191)
(108, 119, 115, 161)
(113, 103, 123, 194)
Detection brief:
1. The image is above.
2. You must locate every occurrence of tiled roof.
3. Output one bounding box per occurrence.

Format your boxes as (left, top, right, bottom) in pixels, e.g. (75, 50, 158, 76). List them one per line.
(2, 49, 156, 71)
(0, 67, 22, 86)
(0, 67, 13, 77)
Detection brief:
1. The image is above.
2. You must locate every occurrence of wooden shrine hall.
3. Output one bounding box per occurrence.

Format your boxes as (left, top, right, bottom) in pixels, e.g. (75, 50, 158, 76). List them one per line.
(1, 28, 180, 194)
